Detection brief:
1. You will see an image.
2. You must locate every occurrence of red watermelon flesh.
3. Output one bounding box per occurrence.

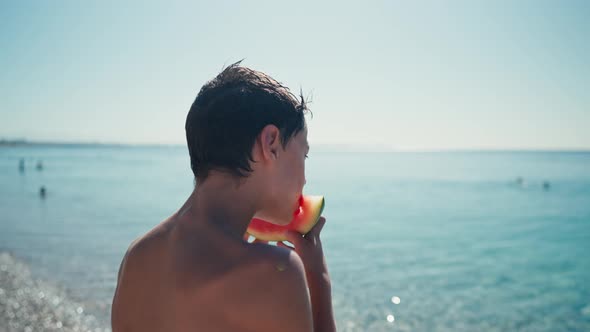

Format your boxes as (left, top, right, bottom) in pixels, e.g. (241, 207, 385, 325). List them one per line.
(247, 195, 325, 242)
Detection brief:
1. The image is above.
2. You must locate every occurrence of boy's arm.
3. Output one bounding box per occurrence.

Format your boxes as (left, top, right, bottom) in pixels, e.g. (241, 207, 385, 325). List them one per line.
(308, 273, 336, 332)
(281, 217, 337, 332)
(111, 241, 136, 331)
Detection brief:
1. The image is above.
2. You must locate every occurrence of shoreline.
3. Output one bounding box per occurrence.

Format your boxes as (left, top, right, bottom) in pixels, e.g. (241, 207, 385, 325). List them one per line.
(0, 251, 109, 332)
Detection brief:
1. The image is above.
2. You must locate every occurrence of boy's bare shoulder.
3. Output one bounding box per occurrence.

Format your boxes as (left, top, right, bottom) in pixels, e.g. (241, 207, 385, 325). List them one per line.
(235, 243, 308, 294)
(246, 242, 302, 271)
(115, 222, 168, 278)
(224, 244, 313, 332)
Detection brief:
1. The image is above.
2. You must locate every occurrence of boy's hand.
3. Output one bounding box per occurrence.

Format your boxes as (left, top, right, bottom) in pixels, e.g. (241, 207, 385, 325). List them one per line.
(278, 217, 330, 286)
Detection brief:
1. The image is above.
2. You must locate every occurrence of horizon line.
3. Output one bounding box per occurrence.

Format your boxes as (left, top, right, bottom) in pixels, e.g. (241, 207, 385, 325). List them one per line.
(1, 139, 589, 153)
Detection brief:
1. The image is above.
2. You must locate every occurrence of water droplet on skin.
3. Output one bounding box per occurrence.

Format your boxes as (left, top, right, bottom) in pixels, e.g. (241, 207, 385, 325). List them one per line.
(387, 314, 395, 323)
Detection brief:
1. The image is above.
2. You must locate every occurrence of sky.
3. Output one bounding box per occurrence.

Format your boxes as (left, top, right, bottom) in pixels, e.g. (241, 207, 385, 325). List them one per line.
(1, 0, 589, 150)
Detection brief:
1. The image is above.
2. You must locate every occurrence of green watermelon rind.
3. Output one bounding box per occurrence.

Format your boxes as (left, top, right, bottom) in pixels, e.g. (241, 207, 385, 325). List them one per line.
(297, 196, 325, 235)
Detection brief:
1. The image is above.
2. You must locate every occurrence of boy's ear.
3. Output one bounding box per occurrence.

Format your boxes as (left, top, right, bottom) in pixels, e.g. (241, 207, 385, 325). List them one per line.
(259, 124, 281, 161)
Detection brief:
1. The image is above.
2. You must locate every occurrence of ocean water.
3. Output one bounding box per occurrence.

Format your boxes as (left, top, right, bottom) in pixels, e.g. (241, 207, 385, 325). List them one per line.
(1, 145, 589, 331)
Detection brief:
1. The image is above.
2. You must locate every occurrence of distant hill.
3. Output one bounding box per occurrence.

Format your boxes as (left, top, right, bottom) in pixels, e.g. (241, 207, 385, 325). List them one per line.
(0, 139, 27, 146)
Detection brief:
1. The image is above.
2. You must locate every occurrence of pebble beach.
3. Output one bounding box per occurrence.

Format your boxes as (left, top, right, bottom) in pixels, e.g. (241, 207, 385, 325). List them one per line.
(0, 252, 109, 332)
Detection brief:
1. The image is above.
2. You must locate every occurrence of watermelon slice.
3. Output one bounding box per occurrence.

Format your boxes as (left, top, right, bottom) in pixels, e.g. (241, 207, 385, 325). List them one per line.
(247, 195, 325, 242)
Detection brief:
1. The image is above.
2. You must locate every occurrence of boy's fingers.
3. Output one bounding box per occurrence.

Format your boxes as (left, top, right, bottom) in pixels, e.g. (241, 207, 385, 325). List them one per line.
(308, 217, 326, 238)
(243, 233, 250, 241)
(285, 230, 303, 246)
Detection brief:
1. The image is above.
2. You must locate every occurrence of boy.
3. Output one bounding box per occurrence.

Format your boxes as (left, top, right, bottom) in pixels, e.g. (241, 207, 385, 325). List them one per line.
(111, 63, 336, 331)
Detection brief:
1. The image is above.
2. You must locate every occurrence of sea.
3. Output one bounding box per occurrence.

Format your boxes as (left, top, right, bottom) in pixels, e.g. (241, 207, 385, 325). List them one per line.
(1, 145, 589, 331)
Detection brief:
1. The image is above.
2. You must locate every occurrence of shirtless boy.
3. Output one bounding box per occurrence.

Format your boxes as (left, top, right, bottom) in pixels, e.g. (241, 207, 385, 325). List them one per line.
(111, 63, 336, 331)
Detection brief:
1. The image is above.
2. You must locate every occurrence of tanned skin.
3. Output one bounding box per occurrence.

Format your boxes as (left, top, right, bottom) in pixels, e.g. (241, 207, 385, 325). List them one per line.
(112, 125, 336, 331)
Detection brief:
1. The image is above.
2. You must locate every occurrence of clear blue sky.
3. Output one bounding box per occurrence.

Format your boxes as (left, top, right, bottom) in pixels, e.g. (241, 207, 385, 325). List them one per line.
(1, 0, 589, 150)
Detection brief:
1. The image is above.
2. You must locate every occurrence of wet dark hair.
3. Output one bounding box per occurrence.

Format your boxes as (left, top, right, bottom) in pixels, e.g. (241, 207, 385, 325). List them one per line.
(186, 61, 308, 182)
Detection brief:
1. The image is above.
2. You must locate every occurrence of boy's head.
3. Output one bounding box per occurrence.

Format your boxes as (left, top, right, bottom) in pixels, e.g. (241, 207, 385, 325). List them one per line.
(185, 62, 310, 222)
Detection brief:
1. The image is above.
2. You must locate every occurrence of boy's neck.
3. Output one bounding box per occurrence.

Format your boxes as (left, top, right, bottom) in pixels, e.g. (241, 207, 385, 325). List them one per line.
(178, 175, 259, 242)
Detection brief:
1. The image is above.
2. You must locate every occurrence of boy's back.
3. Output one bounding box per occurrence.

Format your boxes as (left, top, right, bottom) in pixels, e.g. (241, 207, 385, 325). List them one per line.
(112, 214, 312, 332)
